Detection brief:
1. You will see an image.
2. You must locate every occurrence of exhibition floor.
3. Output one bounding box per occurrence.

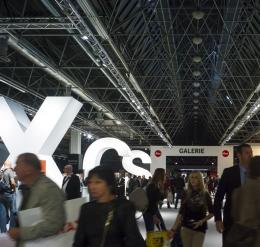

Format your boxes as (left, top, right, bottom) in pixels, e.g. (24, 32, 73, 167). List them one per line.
(137, 206, 221, 247)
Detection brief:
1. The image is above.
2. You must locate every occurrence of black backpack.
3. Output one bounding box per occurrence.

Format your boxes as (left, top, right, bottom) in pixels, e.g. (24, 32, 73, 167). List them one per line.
(0, 180, 12, 194)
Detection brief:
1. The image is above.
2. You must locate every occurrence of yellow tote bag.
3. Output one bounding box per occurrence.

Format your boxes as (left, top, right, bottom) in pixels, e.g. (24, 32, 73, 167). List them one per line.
(146, 231, 169, 247)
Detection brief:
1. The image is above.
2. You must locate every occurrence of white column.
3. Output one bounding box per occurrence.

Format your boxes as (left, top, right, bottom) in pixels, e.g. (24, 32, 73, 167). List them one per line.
(70, 129, 81, 154)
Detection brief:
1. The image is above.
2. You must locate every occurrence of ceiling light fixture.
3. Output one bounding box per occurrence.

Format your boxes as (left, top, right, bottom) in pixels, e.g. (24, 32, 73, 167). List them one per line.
(192, 37, 203, 45)
(193, 82, 201, 87)
(87, 133, 93, 139)
(226, 95, 233, 105)
(192, 71, 201, 77)
(193, 92, 200, 97)
(81, 35, 89, 40)
(192, 11, 205, 20)
(192, 56, 202, 63)
(193, 99, 199, 103)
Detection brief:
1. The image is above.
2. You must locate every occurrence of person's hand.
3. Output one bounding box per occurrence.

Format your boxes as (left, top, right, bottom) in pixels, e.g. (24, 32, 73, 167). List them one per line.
(216, 220, 224, 233)
(192, 220, 204, 229)
(168, 229, 175, 239)
(8, 228, 20, 240)
(152, 215, 161, 225)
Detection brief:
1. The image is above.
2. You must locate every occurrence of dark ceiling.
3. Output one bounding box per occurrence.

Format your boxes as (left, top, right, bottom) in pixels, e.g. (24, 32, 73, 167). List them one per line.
(0, 0, 260, 153)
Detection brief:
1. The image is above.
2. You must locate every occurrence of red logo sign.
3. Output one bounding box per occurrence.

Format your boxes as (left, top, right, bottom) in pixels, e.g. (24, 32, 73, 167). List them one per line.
(155, 150, 162, 157)
(222, 150, 229, 157)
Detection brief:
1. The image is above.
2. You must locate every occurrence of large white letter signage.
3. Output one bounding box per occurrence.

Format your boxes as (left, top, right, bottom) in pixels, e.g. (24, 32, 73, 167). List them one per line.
(0, 96, 82, 186)
(83, 137, 132, 177)
(122, 150, 152, 179)
(83, 138, 152, 178)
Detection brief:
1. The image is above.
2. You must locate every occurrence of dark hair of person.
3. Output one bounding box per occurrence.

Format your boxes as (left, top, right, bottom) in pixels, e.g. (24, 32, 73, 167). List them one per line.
(249, 156, 260, 179)
(151, 168, 165, 188)
(17, 153, 41, 171)
(87, 166, 116, 194)
(77, 169, 84, 174)
(236, 143, 251, 154)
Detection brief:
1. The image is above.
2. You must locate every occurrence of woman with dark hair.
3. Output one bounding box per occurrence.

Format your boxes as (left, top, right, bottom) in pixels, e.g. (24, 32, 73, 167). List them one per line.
(225, 156, 260, 247)
(73, 166, 146, 247)
(143, 168, 166, 231)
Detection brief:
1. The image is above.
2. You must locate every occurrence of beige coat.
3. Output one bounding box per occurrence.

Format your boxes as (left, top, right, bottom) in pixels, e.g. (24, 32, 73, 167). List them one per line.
(232, 178, 260, 247)
(18, 174, 66, 246)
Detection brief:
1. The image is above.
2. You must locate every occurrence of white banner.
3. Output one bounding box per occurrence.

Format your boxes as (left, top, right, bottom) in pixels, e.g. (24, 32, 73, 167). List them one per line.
(18, 197, 87, 247)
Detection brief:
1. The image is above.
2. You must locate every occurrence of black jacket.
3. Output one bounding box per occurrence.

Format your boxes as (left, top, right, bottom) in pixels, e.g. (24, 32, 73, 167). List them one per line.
(62, 174, 81, 200)
(73, 198, 146, 247)
(146, 183, 165, 215)
(213, 165, 241, 229)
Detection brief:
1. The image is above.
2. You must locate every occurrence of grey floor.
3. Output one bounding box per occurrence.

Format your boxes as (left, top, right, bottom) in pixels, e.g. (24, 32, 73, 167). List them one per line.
(137, 205, 221, 247)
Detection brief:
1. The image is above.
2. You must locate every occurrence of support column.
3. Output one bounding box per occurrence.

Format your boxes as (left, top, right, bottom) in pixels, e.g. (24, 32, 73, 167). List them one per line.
(69, 129, 83, 172)
(70, 129, 81, 154)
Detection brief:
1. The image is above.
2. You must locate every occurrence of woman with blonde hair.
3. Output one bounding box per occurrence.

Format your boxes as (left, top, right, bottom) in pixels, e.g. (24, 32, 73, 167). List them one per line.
(170, 171, 214, 247)
(143, 168, 166, 231)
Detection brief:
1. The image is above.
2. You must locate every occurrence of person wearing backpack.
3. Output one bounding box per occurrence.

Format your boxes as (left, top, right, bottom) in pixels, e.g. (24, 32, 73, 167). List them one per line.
(0, 171, 10, 232)
(2, 160, 17, 228)
(169, 172, 214, 247)
(143, 168, 166, 231)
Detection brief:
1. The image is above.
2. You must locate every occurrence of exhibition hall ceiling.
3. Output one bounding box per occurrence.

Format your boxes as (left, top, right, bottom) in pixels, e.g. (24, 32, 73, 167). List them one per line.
(0, 0, 260, 149)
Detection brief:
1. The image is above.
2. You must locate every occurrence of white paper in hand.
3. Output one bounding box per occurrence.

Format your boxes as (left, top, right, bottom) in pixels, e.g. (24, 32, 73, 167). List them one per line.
(0, 233, 16, 247)
(19, 197, 87, 247)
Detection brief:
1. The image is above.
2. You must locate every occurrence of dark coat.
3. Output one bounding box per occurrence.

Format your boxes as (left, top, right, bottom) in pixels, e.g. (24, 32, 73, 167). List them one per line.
(73, 198, 146, 247)
(146, 183, 165, 215)
(229, 179, 260, 247)
(214, 165, 241, 229)
(62, 174, 81, 200)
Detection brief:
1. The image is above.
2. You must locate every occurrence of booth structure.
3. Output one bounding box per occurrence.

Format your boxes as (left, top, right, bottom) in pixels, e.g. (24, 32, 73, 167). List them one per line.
(150, 146, 234, 176)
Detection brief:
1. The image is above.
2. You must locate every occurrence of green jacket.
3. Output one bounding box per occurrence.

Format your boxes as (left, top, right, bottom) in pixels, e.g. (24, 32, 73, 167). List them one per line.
(19, 174, 66, 246)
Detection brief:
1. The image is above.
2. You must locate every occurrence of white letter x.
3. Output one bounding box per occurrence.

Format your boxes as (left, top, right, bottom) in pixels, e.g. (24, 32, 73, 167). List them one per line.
(0, 96, 82, 186)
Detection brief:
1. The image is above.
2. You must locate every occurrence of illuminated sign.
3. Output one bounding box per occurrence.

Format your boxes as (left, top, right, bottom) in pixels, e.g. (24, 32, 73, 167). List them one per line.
(179, 148, 204, 154)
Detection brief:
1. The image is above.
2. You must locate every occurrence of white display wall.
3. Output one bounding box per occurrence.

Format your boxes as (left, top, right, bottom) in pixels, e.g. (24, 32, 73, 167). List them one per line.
(150, 146, 234, 176)
(249, 144, 260, 156)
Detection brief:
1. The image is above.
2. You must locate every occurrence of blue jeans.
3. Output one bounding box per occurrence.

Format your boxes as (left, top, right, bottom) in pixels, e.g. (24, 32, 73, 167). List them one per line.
(0, 203, 7, 232)
(4, 193, 17, 228)
(143, 209, 166, 231)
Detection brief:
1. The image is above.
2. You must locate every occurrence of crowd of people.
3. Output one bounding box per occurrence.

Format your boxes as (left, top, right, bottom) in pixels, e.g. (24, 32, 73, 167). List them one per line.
(0, 143, 259, 247)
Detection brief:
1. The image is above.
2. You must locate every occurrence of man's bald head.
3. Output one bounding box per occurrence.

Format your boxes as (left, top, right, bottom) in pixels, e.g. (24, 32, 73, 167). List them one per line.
(64, 165, 73, 175)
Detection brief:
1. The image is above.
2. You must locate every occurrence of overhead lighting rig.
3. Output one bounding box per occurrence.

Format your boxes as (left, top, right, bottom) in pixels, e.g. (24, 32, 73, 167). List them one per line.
(221, 98, 260, 145)
(54, 0, 172, 146)
(0, 34, 10, 63)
